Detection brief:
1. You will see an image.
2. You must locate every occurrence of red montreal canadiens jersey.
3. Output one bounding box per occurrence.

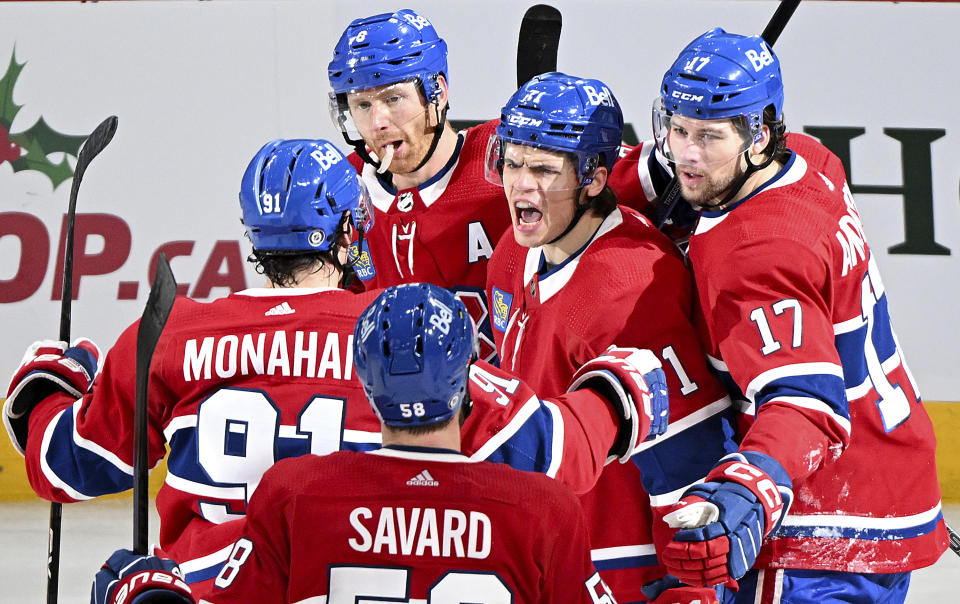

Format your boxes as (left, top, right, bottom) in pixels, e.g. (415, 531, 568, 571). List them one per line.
(23, 287, 383, 594)
(201, 448, 615, 604)
(21, 289, 626, 598)
(485, 206, 737, 601)
(687, 133, 947, 572)
(347, 120, 511, 361)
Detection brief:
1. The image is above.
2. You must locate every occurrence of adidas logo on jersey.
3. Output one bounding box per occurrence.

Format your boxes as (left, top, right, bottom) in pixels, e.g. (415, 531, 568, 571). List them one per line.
(265, 302, 295, 316)
(406, 470, 439, 487)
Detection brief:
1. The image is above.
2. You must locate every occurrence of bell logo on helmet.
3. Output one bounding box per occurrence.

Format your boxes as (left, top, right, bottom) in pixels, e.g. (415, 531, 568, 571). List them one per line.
(401, 12, 432, 30)
(428, 299, 454, 335)
(506, 114, 542, 128)
(745, 46, 775, 72)
(310, 142, 343, 171)
(671, 91, 704, 103)
(583, 85, 615, 107)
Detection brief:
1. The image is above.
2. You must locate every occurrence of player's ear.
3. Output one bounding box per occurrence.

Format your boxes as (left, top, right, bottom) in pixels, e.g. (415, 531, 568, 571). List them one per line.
(750, 124, 772, 158)
(435, 74, 450, 110)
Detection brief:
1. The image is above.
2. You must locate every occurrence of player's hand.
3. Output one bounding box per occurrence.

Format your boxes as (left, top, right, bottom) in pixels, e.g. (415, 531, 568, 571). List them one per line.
(91, 549, 195, 604)
(4, 338, 101, 453)
(660, 451, 793, 586)
(641, 575, 720, 604)
(567, 346, 669, 463)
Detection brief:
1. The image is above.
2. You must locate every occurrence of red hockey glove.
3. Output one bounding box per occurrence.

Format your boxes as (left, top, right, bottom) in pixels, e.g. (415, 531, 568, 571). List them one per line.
(4, 338, 101, 454)
(642, 574, 720, 604)
(660, 451, 793, 587)
(91, 548, 195, 604)
(567, 346, 669, 463)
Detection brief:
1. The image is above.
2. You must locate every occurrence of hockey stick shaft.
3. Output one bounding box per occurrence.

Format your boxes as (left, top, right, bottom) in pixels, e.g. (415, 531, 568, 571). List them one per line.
(761, 0, 802, 46)
(516, 4, 562, 88)
(654, 1, 801, 229)
(134, 254, 177, 554)
(48, 114, 118, 604)
(948, 521, 960, 558)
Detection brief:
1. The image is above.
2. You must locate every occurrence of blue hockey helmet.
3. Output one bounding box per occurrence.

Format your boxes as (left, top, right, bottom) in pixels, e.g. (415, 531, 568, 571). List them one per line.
(328, 9, 448, 102)
(488, 72, 624, 187)
(657, 27, 784, 144)
(239, 139, 373, 253)
(353, 283, 478, 427)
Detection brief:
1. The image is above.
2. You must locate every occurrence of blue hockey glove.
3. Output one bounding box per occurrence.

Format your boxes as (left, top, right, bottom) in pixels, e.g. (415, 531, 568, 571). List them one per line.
(91, 549, 194, 604)
(642, 575, 720, 604)
(661, 451, 793, 587)
(568, 346, 669, 463)
(4, 338, 101, 454)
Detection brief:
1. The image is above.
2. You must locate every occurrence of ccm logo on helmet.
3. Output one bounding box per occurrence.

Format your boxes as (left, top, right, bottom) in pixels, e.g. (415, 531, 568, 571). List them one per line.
(507, 114, 543, 127)
(671, 91, 704, 102)
(310, 143, 343, 170)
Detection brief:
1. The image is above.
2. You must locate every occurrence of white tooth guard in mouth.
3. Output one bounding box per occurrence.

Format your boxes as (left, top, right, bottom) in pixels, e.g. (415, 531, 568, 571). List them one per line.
(377, 144, 395, 174)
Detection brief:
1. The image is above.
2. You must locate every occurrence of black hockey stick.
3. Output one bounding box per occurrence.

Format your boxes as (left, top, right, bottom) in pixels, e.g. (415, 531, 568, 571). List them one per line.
(654, 0, 802, 229)
(948, 520, 960, 558)
(516, 4, 562, 88)
(47, 114, 118, 604)
(134, 253, 177, 554)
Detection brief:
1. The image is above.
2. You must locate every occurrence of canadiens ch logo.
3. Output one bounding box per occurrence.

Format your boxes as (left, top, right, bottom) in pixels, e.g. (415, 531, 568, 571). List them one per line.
(348, 239, 376, 281)
(491, 287, 513, 333)
(0, 52, 87, 188)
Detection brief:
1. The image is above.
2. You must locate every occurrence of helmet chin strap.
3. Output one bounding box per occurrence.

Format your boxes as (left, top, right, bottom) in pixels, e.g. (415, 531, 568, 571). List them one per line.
(546, 185, 595, 246)
(408, 101, 449, 174)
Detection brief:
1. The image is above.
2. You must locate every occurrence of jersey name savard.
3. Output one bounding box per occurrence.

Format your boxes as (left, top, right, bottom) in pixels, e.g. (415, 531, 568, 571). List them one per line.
(348, 506, 492, 559)
(182, 331, 354, 382)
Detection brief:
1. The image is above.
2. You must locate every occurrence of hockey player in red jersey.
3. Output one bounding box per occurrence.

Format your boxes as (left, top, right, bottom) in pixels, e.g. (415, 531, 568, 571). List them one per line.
(9, 139, 671, 602)
(201, 284, 620, 603)
(88, 284, 674, 604)
(5, 138, 384, 597)
(484, 72, 736, 603)
(642, 29, 948, 603)
(327, 8, 512, 361)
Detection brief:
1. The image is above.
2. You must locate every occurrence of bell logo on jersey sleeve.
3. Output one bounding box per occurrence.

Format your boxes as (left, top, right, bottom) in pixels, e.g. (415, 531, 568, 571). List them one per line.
(491, 288, 513, 333)
(348, 240, 376, 282)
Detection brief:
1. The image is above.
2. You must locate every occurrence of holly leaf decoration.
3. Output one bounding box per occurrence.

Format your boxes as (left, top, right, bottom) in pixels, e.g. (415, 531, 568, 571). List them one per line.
(0, 52, 25, 126)
(9, 117, 87, 187)
(0, 51, 88, 189)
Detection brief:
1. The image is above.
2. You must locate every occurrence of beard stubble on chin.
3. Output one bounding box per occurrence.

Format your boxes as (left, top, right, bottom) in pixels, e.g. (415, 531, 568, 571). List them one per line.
(679, 162, 744, 209)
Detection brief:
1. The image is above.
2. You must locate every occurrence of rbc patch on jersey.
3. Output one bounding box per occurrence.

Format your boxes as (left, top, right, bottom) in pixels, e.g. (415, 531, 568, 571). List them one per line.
(348, 240, 376, 282)
(491, 287, 513, 333)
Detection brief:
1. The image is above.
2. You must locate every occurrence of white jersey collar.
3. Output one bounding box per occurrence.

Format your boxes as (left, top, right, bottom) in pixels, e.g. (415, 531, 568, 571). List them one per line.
(363, 130, 468, 212)
(522, 208, 624, 303)
(695, 152, 807, 236)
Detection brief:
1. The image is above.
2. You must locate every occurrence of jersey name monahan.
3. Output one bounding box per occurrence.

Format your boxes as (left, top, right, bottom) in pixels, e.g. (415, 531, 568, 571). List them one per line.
(183, 331, 355, 382)
(348, 506, 492, 559)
